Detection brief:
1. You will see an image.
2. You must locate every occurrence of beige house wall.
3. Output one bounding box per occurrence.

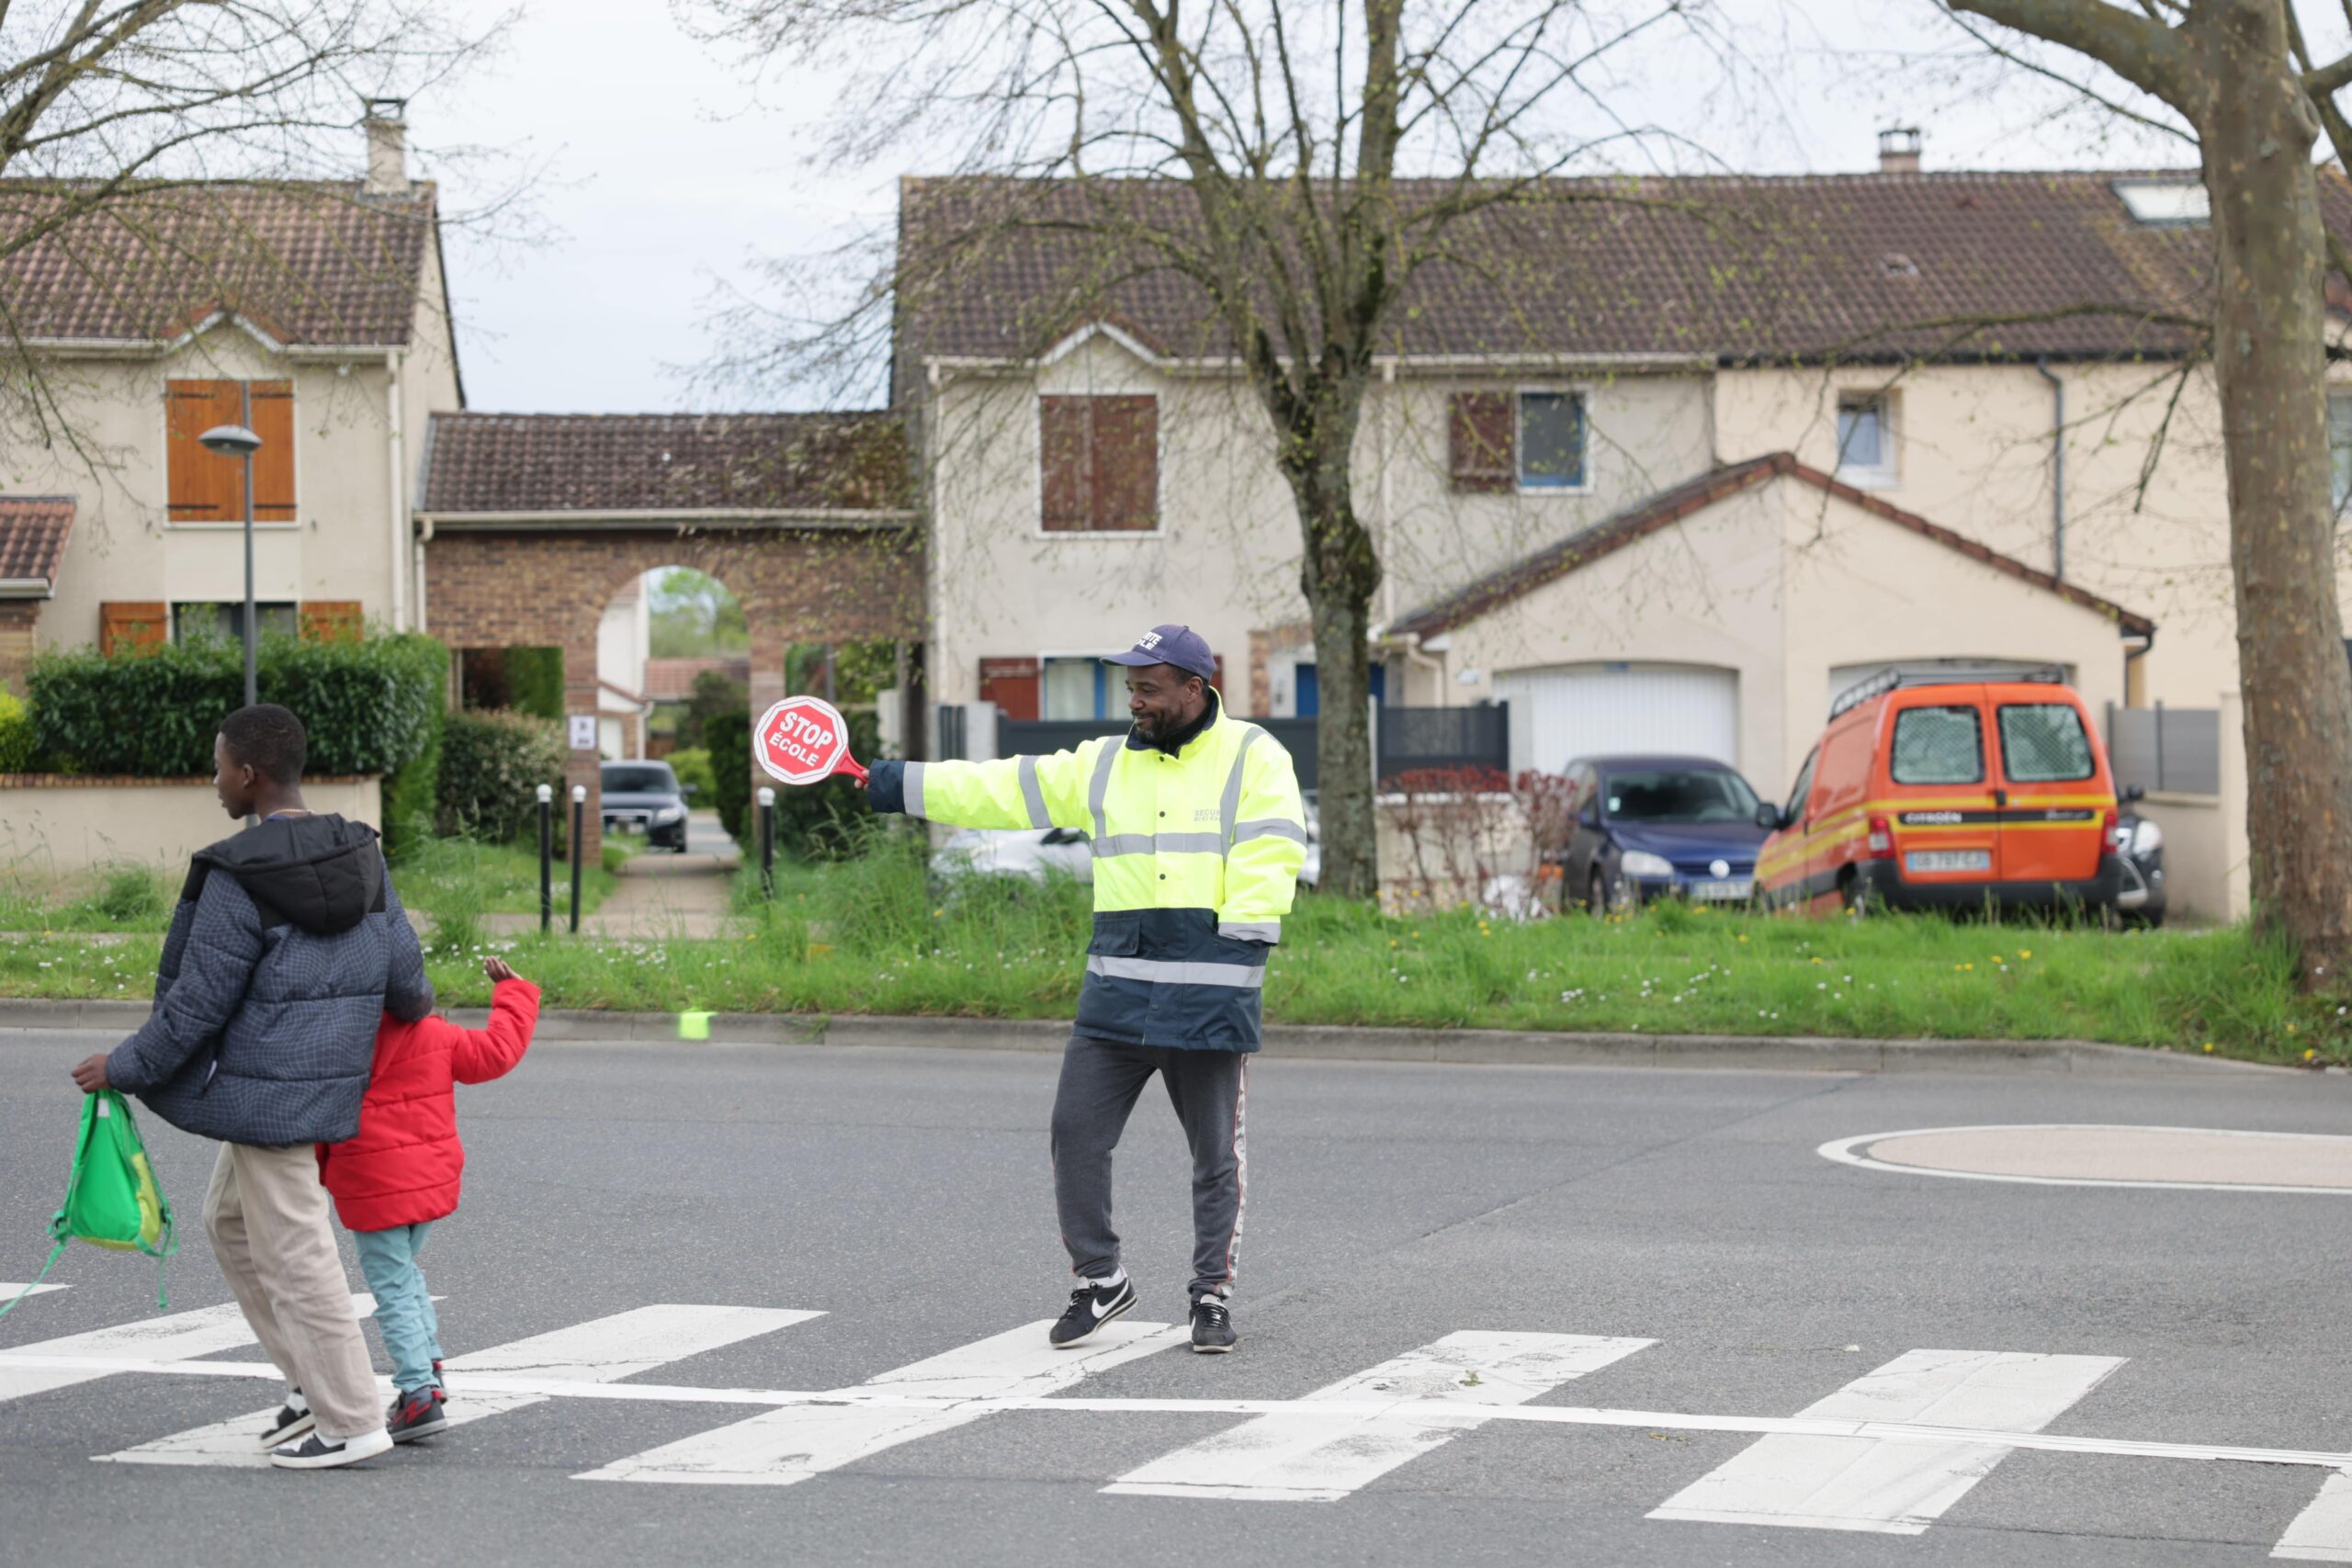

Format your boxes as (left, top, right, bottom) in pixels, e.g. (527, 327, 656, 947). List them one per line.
(0, 775, 383, 874)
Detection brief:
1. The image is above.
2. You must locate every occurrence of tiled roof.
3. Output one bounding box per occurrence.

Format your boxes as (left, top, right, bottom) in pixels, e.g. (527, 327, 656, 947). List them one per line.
(0, 497, 74, 586)
(898, 171, 2352, 364)
(1387, 453, 2154, 638)
(642, 656, 750, 703)
(0, 181, 438, 346)
(420, 412, 912, 514)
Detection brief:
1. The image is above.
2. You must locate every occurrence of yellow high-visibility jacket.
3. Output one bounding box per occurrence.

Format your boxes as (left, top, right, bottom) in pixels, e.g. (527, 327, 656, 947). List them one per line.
(903, 697, 1306, 1052)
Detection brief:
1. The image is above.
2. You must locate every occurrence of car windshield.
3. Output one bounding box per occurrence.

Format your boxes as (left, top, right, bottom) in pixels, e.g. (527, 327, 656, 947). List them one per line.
(1601, 768, 1759, 823)
(602, 765, 676, 794)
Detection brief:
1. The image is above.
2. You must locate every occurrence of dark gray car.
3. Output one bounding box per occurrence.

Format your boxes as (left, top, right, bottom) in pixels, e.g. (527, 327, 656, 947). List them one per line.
(600, 760, 695, 852)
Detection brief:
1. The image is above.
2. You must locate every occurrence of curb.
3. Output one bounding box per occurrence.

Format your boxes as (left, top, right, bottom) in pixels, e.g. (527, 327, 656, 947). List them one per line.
(0, 998, 2288, 1077)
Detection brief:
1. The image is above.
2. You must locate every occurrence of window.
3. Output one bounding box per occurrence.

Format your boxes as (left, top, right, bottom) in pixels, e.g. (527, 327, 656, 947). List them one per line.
(1517, 392, 1587, 491)
(1835, 393, 1894, 486)
(173, 602, 298, 646)
(1891, 704, 1984, 785)
(1600, 768, 1760, 824)
(601, 763, 679, 795)
(2113, 178, 2210, 226)
(1042, 657, 1108, 719)
(1782, 750, 1817, 824)
(1039, 395, 1158, 531)
(166, 379, 294, 524)
(1997, 704, 2095, 783)
(2331, 393, 2352, 511)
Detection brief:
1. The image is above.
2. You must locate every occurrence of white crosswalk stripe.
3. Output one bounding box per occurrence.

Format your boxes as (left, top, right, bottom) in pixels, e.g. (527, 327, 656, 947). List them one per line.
(1104, 1331, 1652, 1501)
(2275, 1470, 2352, 1561)
(0, 1293, 373, 1406)
(1647, 1348, 2125, 1534)
(97, 1304, 820, 1468)
(574, 1319, 1184, 1486)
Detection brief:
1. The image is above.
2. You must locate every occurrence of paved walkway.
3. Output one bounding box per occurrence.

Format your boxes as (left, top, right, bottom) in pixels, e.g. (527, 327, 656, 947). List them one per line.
(484, 812, 740, 941)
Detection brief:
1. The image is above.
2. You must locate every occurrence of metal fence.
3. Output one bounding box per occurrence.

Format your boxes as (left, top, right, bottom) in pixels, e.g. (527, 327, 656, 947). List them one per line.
(967, 704, 1510, 795)
(2104, 702, 2221, 797)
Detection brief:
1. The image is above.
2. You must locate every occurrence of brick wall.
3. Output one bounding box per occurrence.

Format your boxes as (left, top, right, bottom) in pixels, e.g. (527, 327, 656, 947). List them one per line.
(424, 526, 922, 863)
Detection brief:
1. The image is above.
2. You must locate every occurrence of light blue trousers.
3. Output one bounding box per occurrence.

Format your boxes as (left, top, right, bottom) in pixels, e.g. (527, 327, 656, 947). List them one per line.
(353, 1222, 443, 1394)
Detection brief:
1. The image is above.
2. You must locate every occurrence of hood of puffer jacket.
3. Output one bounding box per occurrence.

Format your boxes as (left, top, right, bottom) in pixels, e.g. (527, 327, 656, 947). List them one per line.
(186, 814, 386, 935)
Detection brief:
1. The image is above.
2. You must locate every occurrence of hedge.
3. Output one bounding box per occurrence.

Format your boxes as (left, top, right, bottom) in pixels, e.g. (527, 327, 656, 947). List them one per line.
(437, 707, 566, 843)
(773, 705, 878, 858)
(666, 746, 716, 798)
(0, 691, 37, 773)
(379, 640, 448, 859)
(27, 633, 444, 780)
(707, 709, 750, 844)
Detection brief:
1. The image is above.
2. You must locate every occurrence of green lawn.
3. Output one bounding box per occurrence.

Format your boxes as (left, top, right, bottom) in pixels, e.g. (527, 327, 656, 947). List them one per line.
(4, 832, 2344, 1066)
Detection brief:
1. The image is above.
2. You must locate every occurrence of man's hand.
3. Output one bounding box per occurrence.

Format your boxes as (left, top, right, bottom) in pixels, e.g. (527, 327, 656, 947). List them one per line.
(484, 956, 521, 984)
(69, 1054, 111, 1094)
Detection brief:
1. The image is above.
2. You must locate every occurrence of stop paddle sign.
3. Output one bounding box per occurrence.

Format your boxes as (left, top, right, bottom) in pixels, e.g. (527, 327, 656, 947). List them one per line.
(754, 695, 868, 787)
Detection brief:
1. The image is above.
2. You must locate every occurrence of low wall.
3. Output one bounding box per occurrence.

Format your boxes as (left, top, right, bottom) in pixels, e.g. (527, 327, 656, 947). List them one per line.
(2130, 693, 2247, 926)
(1375, 792, 1550, 913)
(0, 775, 385, 876)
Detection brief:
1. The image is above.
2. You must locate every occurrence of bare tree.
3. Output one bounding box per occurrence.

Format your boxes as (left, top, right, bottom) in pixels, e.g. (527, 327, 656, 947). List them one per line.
(0, 0, 514, 451)
(691, 0, 1728, 899)
(1932, 0, 2352, 987)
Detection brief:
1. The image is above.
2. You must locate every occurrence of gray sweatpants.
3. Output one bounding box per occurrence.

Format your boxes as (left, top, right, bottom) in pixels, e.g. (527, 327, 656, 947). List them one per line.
(1049, 1036, 1248, 1303)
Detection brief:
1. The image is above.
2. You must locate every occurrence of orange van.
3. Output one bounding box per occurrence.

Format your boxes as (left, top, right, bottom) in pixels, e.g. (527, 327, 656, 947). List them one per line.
(1755, 669, 2120, 915)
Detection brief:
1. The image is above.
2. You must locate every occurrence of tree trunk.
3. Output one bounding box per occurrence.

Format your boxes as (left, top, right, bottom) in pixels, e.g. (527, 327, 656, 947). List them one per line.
(2195, 0, 2352, 987)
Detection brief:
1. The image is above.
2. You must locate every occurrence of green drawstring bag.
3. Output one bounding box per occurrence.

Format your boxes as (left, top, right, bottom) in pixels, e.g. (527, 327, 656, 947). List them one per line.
(0, 1090, 175, 1320)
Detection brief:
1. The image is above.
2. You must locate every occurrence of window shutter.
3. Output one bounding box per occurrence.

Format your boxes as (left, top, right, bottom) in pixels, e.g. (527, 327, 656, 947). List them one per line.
(300, 601, 364, 644)
(166, 380, 243, 522)
(1039, 398, 1093, 530)
(1089, 395, 1158, 530)
(979, 657, 1041, 721)
(1448, 391, 1515, 493)
(99, 602, 168, 656)
(250, 380, 296, 520)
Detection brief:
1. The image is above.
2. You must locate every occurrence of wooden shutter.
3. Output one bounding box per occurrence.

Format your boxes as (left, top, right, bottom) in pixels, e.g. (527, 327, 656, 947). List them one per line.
(300, 601, 364, 644)
(100, 601, 168, 656)
(1448, 391, 1516, 493)
(1090, 395, 1158, 530)
(249, 380, 295, 521)
(166, 380, 243, 522)
(1039, 398, 1093, 530)
(979, 657, 1041, 721)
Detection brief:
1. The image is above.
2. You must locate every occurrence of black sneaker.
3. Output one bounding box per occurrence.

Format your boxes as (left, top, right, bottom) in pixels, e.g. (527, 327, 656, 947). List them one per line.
(1048, 1275, 1137, 1348)
(388, 1386, 447, 1444)
(259, 1395, 314, 1451)
(268, 1427, 393, 1470)
(1190, 1297, 1237, 1354)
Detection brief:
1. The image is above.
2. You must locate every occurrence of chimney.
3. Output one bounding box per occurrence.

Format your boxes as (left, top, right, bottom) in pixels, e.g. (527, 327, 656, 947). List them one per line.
(1878, 126, 1923, 175)
(364, 97, 410, 197)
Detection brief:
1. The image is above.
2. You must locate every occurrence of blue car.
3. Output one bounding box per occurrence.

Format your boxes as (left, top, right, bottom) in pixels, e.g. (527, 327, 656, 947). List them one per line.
(1552, 755, 1770, 914)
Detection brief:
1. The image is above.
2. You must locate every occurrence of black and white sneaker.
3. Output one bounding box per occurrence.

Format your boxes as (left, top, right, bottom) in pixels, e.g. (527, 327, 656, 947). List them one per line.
(1190, 1297, 1238, 1354)
(1049, 1275, 1137, 1348)
(388, 1385, 448, 1444)
(259, 1392, 314, 1450)
(268, 1427, 394, 1470)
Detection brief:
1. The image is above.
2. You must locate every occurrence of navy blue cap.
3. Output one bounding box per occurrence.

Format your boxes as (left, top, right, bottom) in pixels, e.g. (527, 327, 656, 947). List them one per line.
(1102, 623, 1216, 682)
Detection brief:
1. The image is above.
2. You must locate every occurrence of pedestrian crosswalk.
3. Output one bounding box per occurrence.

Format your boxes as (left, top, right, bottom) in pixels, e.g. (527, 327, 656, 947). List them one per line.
(5, 1288, 2348, 1555)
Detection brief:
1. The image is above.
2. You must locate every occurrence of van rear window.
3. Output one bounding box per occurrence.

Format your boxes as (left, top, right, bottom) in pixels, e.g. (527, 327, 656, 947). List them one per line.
(1891, 705, 1984, 784)
(1998, 704, 2095, 782)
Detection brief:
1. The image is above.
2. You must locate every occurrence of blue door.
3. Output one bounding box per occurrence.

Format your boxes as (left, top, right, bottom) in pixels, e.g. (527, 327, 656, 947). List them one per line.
(1295, 662, 1383, 716)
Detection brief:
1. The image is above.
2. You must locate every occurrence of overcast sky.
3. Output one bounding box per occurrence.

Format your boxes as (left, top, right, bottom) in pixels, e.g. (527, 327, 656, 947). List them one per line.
(416, 0, 2237, 416)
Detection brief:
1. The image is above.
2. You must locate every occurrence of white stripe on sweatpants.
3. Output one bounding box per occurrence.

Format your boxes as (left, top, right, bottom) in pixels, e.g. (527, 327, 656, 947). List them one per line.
(576, 1318, 1185, 1485)
(1105, 1331, 1654, 1501)
(97, 1303, 820, 1467)
(0, 1295, 374, 1406)
(2276, 1471, 2352, 1561)
(1649, 1348, 2124, 1534)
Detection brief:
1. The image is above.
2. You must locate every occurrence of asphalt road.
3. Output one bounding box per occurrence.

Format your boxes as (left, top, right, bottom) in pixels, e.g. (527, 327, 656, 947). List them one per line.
(4, 1028, 2350, 1566)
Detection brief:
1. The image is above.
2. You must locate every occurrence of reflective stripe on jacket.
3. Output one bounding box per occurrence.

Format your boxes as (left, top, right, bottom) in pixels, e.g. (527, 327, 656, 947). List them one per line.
(905, 697, 1306, 1052)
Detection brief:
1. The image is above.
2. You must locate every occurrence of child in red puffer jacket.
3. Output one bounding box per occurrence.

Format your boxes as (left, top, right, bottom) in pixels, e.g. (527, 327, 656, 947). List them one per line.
(317, 956, 539, 1445)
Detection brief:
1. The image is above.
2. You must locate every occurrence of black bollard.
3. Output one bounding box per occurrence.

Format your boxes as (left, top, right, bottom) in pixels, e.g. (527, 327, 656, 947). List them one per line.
(757, 785, 776, 900)
(570, 784, 585, 934)
(537, 783, 552, 935)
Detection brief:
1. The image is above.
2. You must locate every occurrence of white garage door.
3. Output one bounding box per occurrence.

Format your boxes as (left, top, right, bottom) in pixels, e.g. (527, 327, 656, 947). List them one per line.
(1495, 664, 1739, 776)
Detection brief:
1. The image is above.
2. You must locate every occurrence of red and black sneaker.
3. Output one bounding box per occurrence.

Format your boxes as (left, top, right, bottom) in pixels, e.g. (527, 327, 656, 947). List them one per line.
(387, 1385, 448, 1444)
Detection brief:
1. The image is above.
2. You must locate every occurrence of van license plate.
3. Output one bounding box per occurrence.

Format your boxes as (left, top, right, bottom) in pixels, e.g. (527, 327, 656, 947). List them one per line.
(1691, 879, 1753, 901)
(1906, 850, 1991, 874)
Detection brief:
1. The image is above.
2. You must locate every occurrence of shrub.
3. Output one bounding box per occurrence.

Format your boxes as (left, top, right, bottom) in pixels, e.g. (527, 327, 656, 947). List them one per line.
(707, 709, 751, 844)
(379, 640, 449, 860)
(437, 708, 566, 843)
(28, 632, 444, 780)
(773, 705, 878, 859)
(0, 691, 36, 773)
(503, 647, 565, 722)
(667, 746, 715, 799)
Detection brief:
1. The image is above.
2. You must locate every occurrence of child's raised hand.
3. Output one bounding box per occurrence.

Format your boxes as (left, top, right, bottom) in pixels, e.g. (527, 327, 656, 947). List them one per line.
(484, 956, 521, 984)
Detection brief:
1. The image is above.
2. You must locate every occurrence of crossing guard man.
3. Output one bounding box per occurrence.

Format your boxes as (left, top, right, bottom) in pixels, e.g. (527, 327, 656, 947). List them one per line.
(864, 625, 1306, 1353)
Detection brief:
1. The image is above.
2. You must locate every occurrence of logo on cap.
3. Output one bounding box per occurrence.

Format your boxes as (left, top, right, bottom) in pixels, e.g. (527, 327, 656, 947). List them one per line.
(1137, 631, 1162, 649)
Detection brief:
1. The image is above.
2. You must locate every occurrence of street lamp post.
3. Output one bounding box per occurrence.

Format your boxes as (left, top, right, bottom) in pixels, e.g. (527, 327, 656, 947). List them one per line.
(197, 409, 263, 708)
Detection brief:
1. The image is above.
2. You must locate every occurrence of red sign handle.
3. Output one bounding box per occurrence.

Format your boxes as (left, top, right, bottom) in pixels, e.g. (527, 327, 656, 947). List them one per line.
(833, 753, 869, 786)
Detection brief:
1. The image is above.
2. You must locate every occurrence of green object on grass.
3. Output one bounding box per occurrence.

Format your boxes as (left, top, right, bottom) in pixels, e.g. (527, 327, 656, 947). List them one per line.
(679, 1010, 712, 1041)
(0, 1089, 175, 1319)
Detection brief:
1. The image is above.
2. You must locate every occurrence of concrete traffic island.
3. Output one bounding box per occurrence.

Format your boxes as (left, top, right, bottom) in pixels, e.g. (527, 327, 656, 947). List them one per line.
(1822, 1124, 2352, 1192)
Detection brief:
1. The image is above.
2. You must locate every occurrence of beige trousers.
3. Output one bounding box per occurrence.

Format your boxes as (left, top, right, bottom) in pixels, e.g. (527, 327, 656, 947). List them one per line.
(202, 1142, 383, 1443)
